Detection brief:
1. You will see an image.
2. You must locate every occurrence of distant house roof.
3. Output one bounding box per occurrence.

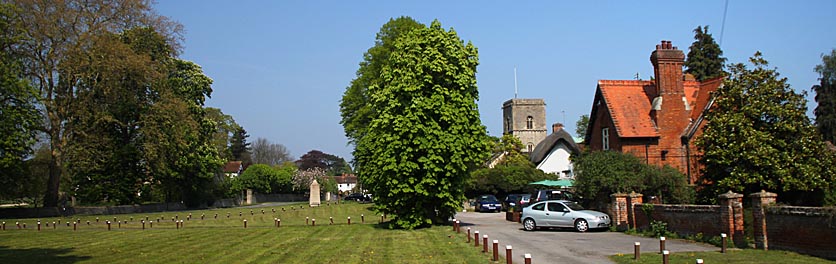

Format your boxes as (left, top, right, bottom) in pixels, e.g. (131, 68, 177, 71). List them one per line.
(223, 161, 243, 173)
(332, 174, 357, 184)
(530, 128, 581, 164)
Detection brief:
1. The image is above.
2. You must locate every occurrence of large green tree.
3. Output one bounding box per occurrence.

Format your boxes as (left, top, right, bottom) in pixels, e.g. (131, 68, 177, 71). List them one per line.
(229, 127, 252, 164)
(813, 49, 836, 143)
(684, 25, 727, 81)
(205, 107, 240, 161)
(8, 0, 181, 207)
(575, 114, 589, 139)
(340, 16, 424, 146)
(697, 52, 836, 205)
(296, 150, 351, 176)
(0, 3, 40, 201)
(351, 20, 490, 229)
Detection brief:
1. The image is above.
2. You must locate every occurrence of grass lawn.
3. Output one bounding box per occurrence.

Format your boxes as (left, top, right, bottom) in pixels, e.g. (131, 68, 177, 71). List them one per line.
(610, 249, 834, 263)
(0, 202, 492, 264)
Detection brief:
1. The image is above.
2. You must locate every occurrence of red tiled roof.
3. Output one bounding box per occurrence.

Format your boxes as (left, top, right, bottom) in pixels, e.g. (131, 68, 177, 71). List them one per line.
(223, 161, 242, 173)
(597, 80, 659, 138)
(332, 174, 357, 184)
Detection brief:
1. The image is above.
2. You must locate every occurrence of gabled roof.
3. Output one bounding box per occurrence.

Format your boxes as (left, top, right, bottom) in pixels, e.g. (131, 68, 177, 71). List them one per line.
(223, 161, 243, 173)
(332, 174, 357, 184)
(596, 80, 659, 138)
(530, 128, 582, 164)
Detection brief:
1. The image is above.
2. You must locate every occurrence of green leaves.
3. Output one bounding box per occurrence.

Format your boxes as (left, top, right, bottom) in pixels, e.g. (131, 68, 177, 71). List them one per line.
(697, 52, 836, 205)
(349, 19, 489, 229)
(685, 25, 727, 81)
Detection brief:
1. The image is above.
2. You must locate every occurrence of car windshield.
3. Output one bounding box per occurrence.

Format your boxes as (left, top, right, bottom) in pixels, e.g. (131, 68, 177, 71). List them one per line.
(480, 195, 498, 202)
(564, 202, 584, 211)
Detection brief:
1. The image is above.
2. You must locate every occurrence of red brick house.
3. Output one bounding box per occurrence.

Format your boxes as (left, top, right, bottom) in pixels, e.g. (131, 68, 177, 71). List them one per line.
(584, 41, 722, 184)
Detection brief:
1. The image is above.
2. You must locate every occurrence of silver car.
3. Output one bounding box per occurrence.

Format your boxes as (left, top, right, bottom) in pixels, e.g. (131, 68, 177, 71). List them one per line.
(521, 200, 611, 232)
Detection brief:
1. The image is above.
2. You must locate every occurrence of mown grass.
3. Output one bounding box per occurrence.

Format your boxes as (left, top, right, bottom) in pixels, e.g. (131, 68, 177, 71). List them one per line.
(0, 202, 491, 264)
(610, 249, 834, 263)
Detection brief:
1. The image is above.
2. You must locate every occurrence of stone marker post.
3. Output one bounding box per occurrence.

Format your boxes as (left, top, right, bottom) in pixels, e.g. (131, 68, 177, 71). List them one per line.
(309, 179, 321, 207)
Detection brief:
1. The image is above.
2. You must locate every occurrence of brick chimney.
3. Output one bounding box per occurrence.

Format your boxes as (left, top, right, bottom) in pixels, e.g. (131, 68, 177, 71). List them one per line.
(649, 40, 689, 171)
(552, 123, 564, 133)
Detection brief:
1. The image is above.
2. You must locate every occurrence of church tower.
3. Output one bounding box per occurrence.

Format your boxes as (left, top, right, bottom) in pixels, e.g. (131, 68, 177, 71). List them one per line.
(502, 98, 547, 153)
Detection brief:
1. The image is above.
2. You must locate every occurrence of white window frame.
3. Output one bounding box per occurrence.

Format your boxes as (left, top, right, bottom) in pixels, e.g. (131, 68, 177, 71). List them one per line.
(602, 128, 610, 150)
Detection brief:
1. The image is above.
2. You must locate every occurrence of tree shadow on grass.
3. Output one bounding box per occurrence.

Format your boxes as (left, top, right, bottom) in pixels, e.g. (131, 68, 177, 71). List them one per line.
(0, 245, 91, 264)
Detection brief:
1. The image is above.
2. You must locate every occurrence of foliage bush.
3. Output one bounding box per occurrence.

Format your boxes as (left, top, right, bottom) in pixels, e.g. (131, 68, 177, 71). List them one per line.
(573, 151, 694, 205)
(229, 163, 294, 195)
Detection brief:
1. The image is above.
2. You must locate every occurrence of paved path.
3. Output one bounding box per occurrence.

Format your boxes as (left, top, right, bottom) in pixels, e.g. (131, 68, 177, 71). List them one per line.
(454, 211, 718, 264)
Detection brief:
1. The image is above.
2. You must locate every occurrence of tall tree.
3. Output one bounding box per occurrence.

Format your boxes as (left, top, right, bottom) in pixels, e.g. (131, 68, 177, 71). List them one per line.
(250, 137, 291, 166)
(813, 49, 836, 143)
(229, 127, 251, 163)
(575, 114, 589, 139)
(296, 150, 351, 176)
(8, 0, 181, 207)
(684, 25, 727, 81)
(340, 16, 424, 147)
(696, 52, 836, 205)
(0, 3, 40, 201)
(352, 20, 490, 229)
(205, 107, 240, 161)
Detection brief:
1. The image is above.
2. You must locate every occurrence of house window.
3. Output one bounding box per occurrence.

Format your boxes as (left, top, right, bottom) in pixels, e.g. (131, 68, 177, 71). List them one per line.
(602, 128, 610, 150)
(526, 116, 533, 129)
(527, 143, 534, 153)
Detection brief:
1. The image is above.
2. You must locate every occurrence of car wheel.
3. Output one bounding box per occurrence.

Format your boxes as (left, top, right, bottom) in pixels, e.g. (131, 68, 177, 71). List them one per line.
(575, 219, 589, 232)
(523, 218, 536, 231)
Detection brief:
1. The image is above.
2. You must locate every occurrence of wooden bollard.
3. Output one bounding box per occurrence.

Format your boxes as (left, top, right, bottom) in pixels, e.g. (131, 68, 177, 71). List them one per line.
(696, 259, 704, 264)
(272, 208, 276, 213)
(150, 221, 153, 228)
(87, 221, 90, 225)
(347, 217, 351, 225)
(330, 217, 333, 225)
(474, 231, 480, 247)
(239, 212, 242, 217)
(278, 219, 281, 227)
(306, 217, 309, 225)
(227, 213, 230, 218)
(176, 220, 179, 229)
(180, 220, 184, 228)
(37, 221, 41, 231)
(274, 218, 278, 227)
(53, 222, 56, 229)
(3, 222, 6, 230)
(634, 242, 641, 260)
(524, 253, 532, 264)
(96, 217, 99, 222)
(261, 209, 264, 214)
(721, 233, 728, 253)
(452, 219, 457, 232)
(312, 218, 316, 226)
(506, 245, 513, 264)
(244, 219, 247, 228)
(659, 237, 666, 253)
(456, 220, 461, 233)
(73, 222, 76, 231)
(214, 213, 218, 219)
(662, 250, 670, 264)
(201, 214, 204, 220)
(483, 235, 488, 253)
(142, 220, 145, 230)
(492, 240, 499, 261)
(361, 214, 364, 223)
(118, 222, 121, 229)
(467, 228, 471, 243)
(22, 223, 26, 229)
(106, 221, 111, 231)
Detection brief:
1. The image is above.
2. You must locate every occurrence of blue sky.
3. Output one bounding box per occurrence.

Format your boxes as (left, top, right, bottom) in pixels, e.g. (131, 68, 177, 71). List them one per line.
(155, 1, 836, 161)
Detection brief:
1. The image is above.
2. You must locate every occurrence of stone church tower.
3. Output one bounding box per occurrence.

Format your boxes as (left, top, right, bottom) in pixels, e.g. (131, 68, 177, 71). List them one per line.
(502, 98, 547, 153)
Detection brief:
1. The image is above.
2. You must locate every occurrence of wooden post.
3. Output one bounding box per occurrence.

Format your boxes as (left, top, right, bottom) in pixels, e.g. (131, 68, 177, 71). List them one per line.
(506, 245, 513, 264)
(492, 240, 499, 261)
(107, 221, 111, 231)
(524, 254, 531, 264)
(361, 214, 365, 223)
(483, 235, 488, 253)
(662, 250, 670, 264)
(474, 231, 480, 247)
(312, 218, 316, 226)
(244, 219, 247, 228)
(634, 242, 641, 260)
(659, 237, 666, 253)
(467, 228, 471, 243)
(721, 233, 727, 253)
(347, 217, 351, 225)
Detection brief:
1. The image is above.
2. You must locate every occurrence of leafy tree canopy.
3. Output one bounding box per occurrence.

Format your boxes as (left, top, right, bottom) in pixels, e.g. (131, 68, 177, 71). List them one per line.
(230, 163, 294, 195)
(467, 135, 550, 197)
(352, 19, 490, 229)
(685, 25, 727, 81)
(575, 114, 589, 139)
(697, 52, 836, 205)
(296, 150, 351, 176)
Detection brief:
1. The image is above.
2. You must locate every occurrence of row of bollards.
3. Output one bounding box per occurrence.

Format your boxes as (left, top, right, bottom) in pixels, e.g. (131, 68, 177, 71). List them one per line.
(452, 218, 531, 264)
(633, 233, 728, 263)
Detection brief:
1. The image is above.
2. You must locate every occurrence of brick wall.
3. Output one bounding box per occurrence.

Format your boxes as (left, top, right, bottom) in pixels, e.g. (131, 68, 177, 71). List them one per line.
(632, 204, 724, 236)
(763, 205, 836, 260)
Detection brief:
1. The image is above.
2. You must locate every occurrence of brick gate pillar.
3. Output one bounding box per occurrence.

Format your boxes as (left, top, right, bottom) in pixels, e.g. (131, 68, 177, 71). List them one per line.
(718, 191, 744, 247)
(627, 192, 644, 230)
(750, 190, 777, 250)
(610, 193, 629, 231)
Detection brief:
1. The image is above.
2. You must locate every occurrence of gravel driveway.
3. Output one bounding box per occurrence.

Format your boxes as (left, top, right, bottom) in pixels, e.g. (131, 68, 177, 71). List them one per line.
(453, 211, 718, 264)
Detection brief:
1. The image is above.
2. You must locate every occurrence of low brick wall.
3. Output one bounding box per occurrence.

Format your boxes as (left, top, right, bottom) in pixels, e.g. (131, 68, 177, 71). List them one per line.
(633, 204, 724, 236)
(764, 206, 836, 260)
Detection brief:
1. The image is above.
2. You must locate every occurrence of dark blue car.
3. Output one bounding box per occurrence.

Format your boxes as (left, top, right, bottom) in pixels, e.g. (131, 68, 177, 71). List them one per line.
(475, 195, 502, 213)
